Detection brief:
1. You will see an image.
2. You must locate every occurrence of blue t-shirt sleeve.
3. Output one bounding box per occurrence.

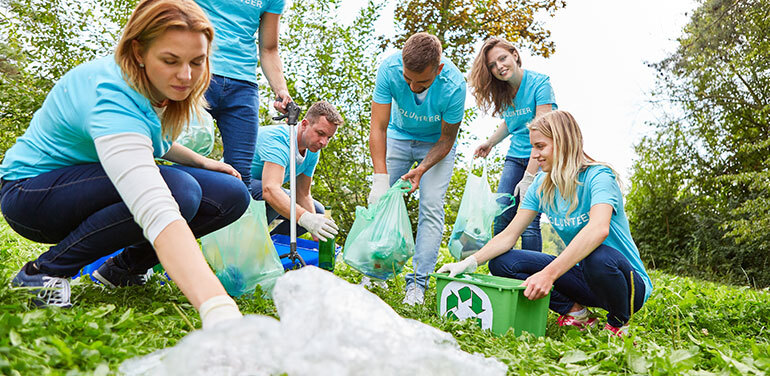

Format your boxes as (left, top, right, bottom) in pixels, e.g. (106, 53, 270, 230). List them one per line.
(520, 173, 545, 211)
(534, 76, 556, 107)
(443, 84, 466, 124)
(266, 0, 286, 14)
(259, 132, 290, 168)
(589, 168, 620, 214)
(88, 83, 153, 141)
(372, 63, 393, 104)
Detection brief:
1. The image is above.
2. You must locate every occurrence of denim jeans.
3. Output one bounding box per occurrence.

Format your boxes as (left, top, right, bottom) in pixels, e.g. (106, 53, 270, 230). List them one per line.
(488, 244, 646, 327)
(0, 164, 250, 276)
(249, 179, 325, 237)
(386, 138, 456, 291)
(204, 74, 260, 190)
(494, 156, 542, 251)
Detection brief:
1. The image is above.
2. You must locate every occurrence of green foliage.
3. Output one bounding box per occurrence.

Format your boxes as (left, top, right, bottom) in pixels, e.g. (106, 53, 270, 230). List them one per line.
(2, 218, 769, 375)
(389, 0, 566, 72)
(627, 0, 770, 287)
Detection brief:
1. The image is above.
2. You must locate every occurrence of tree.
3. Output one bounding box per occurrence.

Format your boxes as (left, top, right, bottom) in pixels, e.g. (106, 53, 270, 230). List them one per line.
(389, 0, 566, 71)
(627, 0, 770, 286)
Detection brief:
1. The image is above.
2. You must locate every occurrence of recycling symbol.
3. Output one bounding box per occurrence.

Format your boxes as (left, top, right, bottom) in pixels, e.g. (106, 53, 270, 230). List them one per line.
(439, 281, 493, 330)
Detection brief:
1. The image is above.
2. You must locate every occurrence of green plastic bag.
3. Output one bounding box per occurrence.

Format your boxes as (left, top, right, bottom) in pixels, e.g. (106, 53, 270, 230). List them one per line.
(176, 110, 216, 156)
(343, 180, 415, 280)
(448, 161, 515, 260)
(201, 200, 284, 297)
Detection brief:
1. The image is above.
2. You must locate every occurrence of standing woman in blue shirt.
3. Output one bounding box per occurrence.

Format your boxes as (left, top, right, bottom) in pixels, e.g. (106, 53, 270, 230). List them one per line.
(468, 37, 558, 252)
(0, 0, 249, 329)
(195, 0, 292, 189)
(439, 111, 653, 336)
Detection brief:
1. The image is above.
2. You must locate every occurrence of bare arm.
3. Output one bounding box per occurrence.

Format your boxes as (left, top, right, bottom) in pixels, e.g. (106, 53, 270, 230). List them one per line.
(474, 120, 509, 158)
(369, 101, 391, 174)
(521, 204, 613, 300)
(401, 119, 460, 193)
(296, 173, 316, 214)
(261, 162, 310, 219)
(258, 12, 291, 112)
(524, 104, 555, 174)
(471, 209, 539, 264)
(163, 142, 240, 178)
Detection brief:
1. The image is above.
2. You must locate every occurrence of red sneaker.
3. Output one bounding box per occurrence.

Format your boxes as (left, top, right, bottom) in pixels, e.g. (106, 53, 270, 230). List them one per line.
(603, 323, 629, 337)
(557, 313, 598, 330)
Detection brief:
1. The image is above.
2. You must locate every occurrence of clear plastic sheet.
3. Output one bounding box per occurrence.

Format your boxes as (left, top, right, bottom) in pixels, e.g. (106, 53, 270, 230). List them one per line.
(120, 267, 507, 376)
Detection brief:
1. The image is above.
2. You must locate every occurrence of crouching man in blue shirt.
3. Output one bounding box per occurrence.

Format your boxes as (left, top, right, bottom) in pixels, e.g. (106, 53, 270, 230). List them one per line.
(250, 101, 343, 242)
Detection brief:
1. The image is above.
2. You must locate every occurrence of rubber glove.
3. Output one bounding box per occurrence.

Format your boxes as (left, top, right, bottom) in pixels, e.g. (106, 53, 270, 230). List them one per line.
(514, 171, 536, 199)
(436, 256, 478, 278)
(367, 173, 390, 205)
(298, 212, 339, 242)
(199, 295, 242, 330)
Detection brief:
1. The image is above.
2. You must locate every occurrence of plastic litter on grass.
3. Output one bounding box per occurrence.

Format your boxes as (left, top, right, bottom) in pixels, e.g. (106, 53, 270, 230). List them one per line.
(120, 267, 507, 376)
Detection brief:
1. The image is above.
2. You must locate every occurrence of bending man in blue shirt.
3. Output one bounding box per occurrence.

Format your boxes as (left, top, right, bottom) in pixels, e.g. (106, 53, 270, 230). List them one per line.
(367, 32, 467, 305)
(250, 101, 342, 242)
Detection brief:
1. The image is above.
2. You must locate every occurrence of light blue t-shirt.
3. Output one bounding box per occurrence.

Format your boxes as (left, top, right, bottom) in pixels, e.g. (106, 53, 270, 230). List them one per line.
(503, 70, 557, 158)
(195, 0, 286, 84)
(0, 56, 172, 181)
(250, 125, 320, 183)
(520, 165, 653, 301)
(372, 52, 466, 143)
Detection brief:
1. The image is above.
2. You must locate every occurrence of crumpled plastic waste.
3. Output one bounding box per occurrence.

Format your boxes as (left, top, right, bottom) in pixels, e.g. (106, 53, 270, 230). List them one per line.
(448, 162, 515, 260)
(119, 267, 507, 376)
(343, 180, 415, 280)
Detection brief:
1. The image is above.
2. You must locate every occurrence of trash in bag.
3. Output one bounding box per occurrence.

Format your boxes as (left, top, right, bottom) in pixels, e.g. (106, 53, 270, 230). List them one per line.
(343, 179, 415, 280)
(119, 267, 507, 376)
(175, 110, 216, 157)
(448, 161, 515, 260)
(201, 200, 284, 297)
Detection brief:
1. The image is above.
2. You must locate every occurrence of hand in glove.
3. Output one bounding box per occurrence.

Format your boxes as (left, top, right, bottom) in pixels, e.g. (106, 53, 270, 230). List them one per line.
(298, 212, 339, 242)
(367, 173, 390, 205)
(436, 256, 478, 278)
(514, 171, 536, 199)
(199, 295, 243, 330)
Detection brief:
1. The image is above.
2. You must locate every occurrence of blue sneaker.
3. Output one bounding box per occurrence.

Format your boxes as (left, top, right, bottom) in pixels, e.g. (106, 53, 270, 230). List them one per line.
(92, 257, 146, 288)
(11, 266, 72, 308)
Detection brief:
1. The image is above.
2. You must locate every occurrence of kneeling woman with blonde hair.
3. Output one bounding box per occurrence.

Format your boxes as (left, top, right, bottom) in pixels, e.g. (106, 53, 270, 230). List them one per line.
(438, 110, 653, 335)
(1, 0, 249, 329)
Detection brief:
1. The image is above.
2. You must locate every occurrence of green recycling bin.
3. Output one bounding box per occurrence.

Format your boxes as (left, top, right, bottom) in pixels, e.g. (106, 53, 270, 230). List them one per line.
(431, 272, 550, 337)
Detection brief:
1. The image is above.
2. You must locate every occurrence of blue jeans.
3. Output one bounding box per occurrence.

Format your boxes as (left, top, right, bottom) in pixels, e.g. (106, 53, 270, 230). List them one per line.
(0, 164, 250, 276)
(386, 138, 456, 290)
(249, 179, 325, 237)
(488, 245, 646, 327)
(494, 156, 542, 251)
(204, 74, 259, 190)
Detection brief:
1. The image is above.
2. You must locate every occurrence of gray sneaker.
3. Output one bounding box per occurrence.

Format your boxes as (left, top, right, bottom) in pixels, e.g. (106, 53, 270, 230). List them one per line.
(11, 265, 72, 308)
(359, 276, 388, 289)
(92, 257, 146, 288)
(402, 284, 424, 306)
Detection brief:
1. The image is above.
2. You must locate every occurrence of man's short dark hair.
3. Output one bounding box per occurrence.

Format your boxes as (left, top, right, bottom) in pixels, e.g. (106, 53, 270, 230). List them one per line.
(402, 32, 442, 73)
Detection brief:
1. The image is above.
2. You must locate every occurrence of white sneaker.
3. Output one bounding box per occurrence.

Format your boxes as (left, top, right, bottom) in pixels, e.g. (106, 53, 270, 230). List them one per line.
(402, 285, 424, 306)
(359, 276, 388, 289)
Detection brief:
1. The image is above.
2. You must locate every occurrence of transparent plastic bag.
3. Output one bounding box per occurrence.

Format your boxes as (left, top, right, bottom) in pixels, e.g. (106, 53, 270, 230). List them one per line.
(448, 161, 515, 260)
(343, 180, 415, 280)
(201, 200, 284, 297)
(175, 110, 216, 157)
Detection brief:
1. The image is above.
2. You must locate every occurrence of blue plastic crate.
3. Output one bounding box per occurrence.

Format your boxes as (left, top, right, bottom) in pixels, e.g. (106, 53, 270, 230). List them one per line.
(271, 234, 341, 271)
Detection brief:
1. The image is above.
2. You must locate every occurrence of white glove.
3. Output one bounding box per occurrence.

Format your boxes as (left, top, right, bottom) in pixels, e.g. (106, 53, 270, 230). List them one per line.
(436, 256, 479, 278)
(199, 295, 242, 330)
(514, 171, 536, 199)
(367, 173, 390, 205)
(298, 212, 339, 242)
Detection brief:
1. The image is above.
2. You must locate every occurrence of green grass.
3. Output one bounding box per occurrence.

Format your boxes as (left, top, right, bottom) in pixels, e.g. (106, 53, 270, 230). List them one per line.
(1, 218, 769, 375)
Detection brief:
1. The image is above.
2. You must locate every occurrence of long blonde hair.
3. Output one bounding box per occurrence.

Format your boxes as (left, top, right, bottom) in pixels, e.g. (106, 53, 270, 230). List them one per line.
(528, 110, 619, 216)
(115, 0, 214, 140)
(469, 37, 523, 117)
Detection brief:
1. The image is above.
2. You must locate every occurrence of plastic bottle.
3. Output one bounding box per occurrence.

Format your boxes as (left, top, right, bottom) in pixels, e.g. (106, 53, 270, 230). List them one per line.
(318, 206, 336, 271)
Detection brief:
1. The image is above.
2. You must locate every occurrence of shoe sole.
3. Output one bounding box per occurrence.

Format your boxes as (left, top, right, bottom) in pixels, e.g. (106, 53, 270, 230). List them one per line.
(92, 270, 117, 289)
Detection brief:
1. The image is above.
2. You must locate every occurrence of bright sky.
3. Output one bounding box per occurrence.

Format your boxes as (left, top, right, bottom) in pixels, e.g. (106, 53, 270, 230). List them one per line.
(338, 0, 697, 185)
